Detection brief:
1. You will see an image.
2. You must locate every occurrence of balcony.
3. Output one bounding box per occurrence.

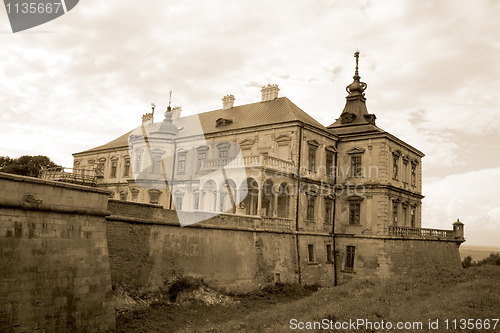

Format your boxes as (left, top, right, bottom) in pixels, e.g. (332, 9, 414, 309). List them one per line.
(200, 155, 295, 174)
(40, 167, 97, 186)
(388, 226, 462, 241)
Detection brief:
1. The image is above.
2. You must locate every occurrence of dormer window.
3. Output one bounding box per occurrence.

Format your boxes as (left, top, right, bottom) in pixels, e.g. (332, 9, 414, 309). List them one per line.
(215, 118, 233, 127)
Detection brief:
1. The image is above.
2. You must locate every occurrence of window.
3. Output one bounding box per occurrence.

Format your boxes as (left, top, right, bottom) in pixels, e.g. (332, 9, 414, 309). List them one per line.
(345, 246, 355, 270)
(123, 159, 130, 177)
(306, 196, 315, 221)
(324, 198, 333, 224)
(351, 155, 362, 177)
(119, 192, 127, 201)
(326, 152, 334, 176)
(152, 153, 162, 174)
(308, 147, 316, 172)
(326, 244, 333, 262)
(96, 160, 105, 178)
(175, 196, 183, 211)
(197, 149, 208, 170)
(307, 244, 315, 263)
(393, 155, 399, 179)
(219, 150, 228, 158)
(410, 207, 416, 227)
(177, 153, 186, 174)
(135, 152, 142, 171)
(392, 201, 399, 226)
(411, 163, 417, 187)
(131, 190, 139, 202)
(403, 206, 408, 226)
(349, 203, 360, 225)
(193, 193, 200, 210)
(149, 191, 161, 205)
(110, 161, 117, 178)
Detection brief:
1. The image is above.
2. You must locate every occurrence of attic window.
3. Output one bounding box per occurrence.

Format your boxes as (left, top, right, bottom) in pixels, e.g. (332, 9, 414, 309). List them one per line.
(216, 118, 233, 127)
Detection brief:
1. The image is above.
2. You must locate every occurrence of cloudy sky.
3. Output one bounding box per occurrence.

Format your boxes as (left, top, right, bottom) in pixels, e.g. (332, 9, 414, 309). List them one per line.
(1, 0, 499, 246)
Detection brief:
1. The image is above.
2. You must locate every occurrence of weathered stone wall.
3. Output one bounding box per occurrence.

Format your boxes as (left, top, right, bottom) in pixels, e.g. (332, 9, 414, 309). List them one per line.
(336, 236, 462, 284)
(0, 173, 115, 332)
(107, 200, 299, 293)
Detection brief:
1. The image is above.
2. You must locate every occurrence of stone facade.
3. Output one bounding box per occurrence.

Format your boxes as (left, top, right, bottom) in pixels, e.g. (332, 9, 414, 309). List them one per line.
(67, 52, 464, 287)
(0, 173, 115, 332)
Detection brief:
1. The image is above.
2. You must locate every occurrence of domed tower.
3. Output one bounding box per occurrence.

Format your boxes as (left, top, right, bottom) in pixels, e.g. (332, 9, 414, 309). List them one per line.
(328, 51, 377, 129)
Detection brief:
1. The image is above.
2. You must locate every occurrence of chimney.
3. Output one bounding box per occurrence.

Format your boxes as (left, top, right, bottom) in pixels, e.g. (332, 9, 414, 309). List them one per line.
(222, 95, 235, 109)
(261, 84, 279, 102)
(142, 112, 153, 125)
(172, 106, 182, 120)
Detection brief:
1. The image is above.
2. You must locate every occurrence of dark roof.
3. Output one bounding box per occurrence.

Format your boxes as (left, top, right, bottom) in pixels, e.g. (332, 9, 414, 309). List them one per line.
(75, 97, 326, 155)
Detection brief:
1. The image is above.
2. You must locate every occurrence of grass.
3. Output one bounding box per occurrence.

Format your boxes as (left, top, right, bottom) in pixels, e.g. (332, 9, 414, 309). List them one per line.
(115, 266, 500, 332)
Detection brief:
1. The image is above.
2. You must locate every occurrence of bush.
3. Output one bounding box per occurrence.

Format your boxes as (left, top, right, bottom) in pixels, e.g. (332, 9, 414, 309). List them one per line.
(167, 277, 205, 302)
(462, 253, 500, 268)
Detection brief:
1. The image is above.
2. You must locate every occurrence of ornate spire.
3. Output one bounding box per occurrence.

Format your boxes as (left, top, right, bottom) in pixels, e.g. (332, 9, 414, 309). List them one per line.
(164, 90, 173, 123)
(345, 51, 367, 99)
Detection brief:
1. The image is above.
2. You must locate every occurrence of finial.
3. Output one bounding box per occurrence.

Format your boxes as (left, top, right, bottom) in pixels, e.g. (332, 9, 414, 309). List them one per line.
(168, 90, 173, 108)
(354, 51, 360, 78)
(151, 102, 156, 116)
(345, 50, 367, 97)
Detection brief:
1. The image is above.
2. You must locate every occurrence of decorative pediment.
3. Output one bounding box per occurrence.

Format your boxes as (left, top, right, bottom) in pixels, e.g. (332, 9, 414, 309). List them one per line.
(238, 138, 255, 149)
(325, 145, 337, 153)
(392, 149, 401, 157)
(275, 134, 292, 144)
(346, 147, 365, 155)
(307, 139, 320, 147)
(215, 142, 231, 150)
(347, 195, 364, 202)
(411, 158, 419, 165)
(196, 145, 209, 152)
(110, 156, 119, 161)
(177, 148, 187, 154)
(402, 154, 410, 163)
(215, 118, 233, 127)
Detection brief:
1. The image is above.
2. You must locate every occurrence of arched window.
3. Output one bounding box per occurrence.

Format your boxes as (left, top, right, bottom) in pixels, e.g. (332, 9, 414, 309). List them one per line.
(219, 179, 237, 213)
(240, 178, 258, 215)
(201, 180, 217, 212)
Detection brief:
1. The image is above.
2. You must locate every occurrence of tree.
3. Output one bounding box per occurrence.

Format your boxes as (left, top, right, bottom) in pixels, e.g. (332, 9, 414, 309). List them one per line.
(0, 155, 61, 177)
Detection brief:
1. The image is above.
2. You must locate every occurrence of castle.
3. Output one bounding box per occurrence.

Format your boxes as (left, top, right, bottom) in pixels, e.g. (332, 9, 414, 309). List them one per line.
(69, 52, 464, 285)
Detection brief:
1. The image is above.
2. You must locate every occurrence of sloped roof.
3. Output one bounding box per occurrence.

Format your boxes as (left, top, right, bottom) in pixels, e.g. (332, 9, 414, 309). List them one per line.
(74, 97, 326, 155)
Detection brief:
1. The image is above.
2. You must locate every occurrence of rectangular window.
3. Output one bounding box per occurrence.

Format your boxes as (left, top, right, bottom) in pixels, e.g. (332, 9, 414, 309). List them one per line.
(326, 152, 334, 176)
(178, 154, 186, 174)
(324, 199, 333, 224)
(193, 194, 200, 210)
(411, 163, 417, 187)
(119, 192, 127, 201)
(198, 151, 207, 170)
(393, 156, 399, 179)
(307, 196, 315, 221)
(345, 246, 355, 270)
(410, 207, 416, 227)
(403, 206, 408, 226)
(308, 147, 316, 172)
(149, 191, 160, 205)
(307, 244, 315, 263)
(135, 154, 142, 171)
(349, 203, 360, 225)
(123, 159, 130, 177)
(326, 244, 333, 262)
(403, 161, 408, 182)
(392, 201, 399, 226)
(110, 161, 117, 178)
(175, 196, 183, 211)
(219, 150, 228, 158)
(152, 154, 162, 174)
(351, 156, 362, 177)
(96, 161, 105, 178)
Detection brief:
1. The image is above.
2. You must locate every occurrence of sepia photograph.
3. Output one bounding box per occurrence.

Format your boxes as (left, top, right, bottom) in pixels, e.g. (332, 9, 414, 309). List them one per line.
(0, 0, 499, 332)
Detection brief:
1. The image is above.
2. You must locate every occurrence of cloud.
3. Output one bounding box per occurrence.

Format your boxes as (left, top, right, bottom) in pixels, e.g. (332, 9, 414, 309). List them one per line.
(423, 167, 500, 246)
